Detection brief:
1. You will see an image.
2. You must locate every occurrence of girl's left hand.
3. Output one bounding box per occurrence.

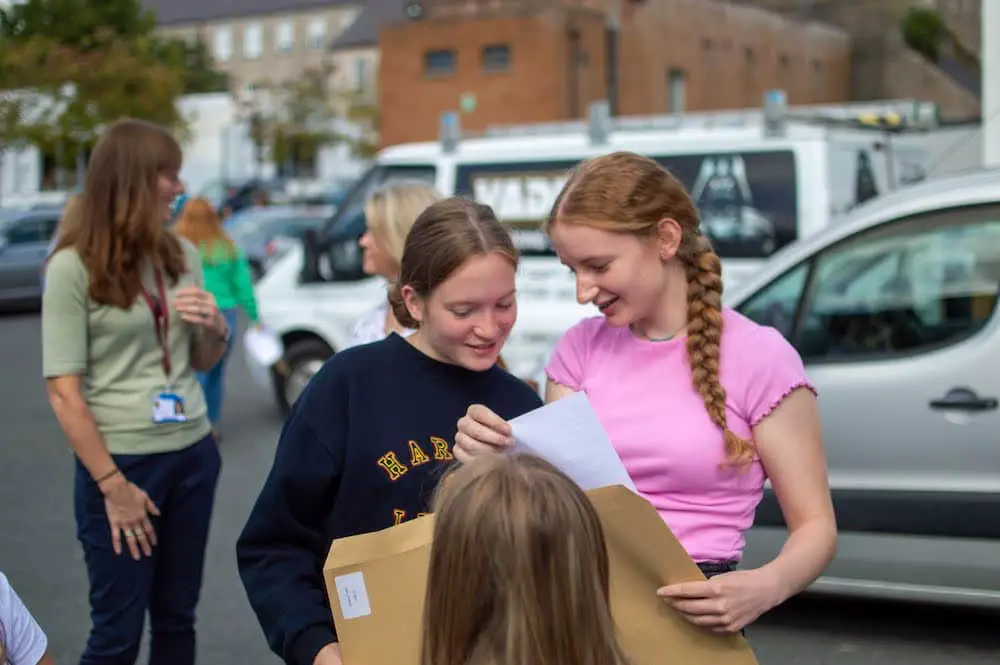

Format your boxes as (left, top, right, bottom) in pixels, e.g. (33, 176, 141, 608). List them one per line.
(656, 569, 783, 633)
(174, 286, 226, 335)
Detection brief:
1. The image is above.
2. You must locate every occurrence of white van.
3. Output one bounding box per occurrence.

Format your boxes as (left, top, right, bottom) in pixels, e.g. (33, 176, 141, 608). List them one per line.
(253, 99, 937, 413)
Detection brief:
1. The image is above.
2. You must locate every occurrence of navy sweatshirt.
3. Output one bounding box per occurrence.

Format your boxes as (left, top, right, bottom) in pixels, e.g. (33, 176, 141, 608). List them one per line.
(237, 333, 543, 665)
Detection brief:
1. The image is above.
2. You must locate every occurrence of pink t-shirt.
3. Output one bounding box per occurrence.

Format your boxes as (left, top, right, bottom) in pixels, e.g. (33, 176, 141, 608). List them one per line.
(545, 308, 814, 563)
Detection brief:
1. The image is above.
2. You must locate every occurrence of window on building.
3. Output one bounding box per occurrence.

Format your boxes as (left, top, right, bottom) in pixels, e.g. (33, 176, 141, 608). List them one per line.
(308, 19, 327, 50)
(667, 69, 686, 114)
(355, 56, 371, 93)
(481, 44, 511, 72)
(214, 26, 232, 62)
(275, 21, 294, 53)
(244, 23, 263, 59)
(425, 49, 456, 76)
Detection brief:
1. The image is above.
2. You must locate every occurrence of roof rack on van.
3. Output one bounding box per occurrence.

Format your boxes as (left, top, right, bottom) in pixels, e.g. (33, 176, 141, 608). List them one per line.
(437, 90, 939, 153)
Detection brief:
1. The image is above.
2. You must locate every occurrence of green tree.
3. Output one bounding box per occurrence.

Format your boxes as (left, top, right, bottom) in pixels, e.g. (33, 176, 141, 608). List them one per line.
(155, 36, 230, 94)
(343, 93, 379, 159)
(0, 32, 186, 153)
(263, 64, 342, 176)
(264, 64, 381, 169)
(0, 0, 229, 95)
(901, 8, 947, 62)
(0, 0, 156, 50)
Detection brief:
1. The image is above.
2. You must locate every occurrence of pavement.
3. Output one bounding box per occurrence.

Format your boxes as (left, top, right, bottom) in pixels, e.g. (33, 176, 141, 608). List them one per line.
(1, 309, 997, 664)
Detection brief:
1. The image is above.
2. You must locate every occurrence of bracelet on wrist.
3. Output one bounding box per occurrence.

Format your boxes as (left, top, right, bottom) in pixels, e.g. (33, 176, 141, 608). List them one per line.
(95, 467, 121, 485)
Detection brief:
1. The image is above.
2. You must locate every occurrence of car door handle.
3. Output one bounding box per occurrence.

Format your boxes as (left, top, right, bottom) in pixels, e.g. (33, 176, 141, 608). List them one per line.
(928, 387, 999, 412)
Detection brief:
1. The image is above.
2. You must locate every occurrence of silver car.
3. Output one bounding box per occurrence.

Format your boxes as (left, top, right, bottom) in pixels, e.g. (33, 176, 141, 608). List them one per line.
(726, 167, 1000, 607)
(0, 208, 62, 308)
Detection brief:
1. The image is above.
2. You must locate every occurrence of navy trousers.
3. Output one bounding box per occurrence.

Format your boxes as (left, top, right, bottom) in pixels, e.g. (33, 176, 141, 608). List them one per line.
(74, 434, 221, 665)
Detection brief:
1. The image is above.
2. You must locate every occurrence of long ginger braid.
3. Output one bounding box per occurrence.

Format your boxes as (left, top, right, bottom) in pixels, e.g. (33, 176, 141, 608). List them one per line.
(684, 235, 755, 465)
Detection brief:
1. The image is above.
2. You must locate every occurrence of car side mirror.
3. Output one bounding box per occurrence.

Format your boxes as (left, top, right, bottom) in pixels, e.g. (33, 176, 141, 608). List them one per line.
(300, 229, 323, 283)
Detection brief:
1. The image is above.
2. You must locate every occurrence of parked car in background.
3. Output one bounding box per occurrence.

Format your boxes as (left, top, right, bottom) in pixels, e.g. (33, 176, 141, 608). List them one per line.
(226, 206, 330, 281)
(726, 167, 1000, 608)
(198, 177, 288, 216)
(0, 207, 63, 309)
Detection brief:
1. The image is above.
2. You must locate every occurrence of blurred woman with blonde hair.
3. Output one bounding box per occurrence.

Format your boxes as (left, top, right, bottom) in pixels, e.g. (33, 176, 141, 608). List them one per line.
(347, 180, 443, 348)
(423, 453, 631, 665)
(174, 197, 260, 439)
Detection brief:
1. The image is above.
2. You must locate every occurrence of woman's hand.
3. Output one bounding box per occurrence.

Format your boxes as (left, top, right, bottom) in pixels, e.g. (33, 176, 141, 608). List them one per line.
(101, 475, 161, 560)
(453, 404, 515, 463)
(656, 568, 783, 633)
(174, 285, 227, 337)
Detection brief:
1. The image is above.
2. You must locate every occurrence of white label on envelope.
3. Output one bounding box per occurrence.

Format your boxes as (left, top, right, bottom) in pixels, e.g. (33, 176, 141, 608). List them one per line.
(335, 571, 372, 619)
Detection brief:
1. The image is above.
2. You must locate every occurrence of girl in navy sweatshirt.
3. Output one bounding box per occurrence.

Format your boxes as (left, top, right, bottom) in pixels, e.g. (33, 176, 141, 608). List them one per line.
(236, 197, 543, 665)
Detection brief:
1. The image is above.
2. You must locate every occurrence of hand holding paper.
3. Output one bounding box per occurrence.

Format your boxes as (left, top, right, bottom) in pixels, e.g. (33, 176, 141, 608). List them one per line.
(508, 392, 636, 492)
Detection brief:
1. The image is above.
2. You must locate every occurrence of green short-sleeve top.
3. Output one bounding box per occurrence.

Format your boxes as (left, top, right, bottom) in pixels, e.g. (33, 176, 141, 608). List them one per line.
(42, 236, 212, 455)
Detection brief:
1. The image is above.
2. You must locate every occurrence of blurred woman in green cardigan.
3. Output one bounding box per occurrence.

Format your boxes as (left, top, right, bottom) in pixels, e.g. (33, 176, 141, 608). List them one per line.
(175, 197, 260, 440)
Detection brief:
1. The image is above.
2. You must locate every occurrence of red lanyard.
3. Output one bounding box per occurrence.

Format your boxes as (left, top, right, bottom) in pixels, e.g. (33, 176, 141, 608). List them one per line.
(139, 269, 171, 378)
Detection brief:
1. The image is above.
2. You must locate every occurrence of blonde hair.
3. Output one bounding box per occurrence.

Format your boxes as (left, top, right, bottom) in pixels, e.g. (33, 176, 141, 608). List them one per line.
(364, 180, 443, 270)
(548, 151, 753, 466)
(173, 197, 236, 258)
(421, 453, 631, 665)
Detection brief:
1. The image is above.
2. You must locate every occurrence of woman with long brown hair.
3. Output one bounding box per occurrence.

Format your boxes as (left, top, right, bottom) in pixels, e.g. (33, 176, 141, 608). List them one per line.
(42, 118, 232, 665)
(174, 196, 260, 439)
(455, 151, 836, 634)
(423, 453, 631, 665)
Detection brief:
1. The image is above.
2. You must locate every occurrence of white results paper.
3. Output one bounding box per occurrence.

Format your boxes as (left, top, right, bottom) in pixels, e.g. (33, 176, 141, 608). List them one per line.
(508, 391, 637, 492)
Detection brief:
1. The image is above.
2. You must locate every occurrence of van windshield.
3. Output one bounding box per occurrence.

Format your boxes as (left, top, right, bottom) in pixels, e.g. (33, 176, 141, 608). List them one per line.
(454, 150, 798, 259)
(324, 164, 437, 238)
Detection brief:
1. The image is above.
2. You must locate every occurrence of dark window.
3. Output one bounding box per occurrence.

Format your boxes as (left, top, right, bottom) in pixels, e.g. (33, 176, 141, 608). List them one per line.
(5, 215, 58, 244)
(737, 205, 1000, 363)
(316, 164, 437, 283)
(738, 262, 810, 339)
(455, 150, 798, 259)
(482, 44, 511, 72)
(424, 49, 456, 76)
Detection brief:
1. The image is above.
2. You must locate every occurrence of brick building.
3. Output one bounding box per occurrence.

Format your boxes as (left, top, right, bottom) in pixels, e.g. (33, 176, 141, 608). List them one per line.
(378, 0, 851, 146)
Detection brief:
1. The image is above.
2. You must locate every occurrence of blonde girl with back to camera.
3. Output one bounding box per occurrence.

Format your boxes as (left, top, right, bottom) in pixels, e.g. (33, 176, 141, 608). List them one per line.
(454, 151, 837, 634)
(423, 452, 630, 665)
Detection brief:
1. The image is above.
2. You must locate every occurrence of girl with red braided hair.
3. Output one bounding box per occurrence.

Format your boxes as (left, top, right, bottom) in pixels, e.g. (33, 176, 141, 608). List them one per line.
(454, 151, 836, 635)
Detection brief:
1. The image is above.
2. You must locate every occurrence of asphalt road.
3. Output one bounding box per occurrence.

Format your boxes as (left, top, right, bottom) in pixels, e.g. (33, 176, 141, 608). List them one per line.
(1, 309, 997, 664)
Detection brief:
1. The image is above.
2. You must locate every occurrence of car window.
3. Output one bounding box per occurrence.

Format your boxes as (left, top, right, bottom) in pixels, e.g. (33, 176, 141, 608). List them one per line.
(739, 205, 1000, 362)
(736, 262, 809, 339)
(5, 215, 57, 245)
(325, 164, 437, 239)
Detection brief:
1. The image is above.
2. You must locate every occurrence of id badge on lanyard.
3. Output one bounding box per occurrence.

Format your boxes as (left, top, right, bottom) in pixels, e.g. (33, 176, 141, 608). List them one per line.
(141, 269, 187, 424)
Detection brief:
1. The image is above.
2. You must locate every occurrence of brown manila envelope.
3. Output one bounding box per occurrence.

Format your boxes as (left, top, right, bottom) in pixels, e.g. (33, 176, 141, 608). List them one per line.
(324, 484, 759, 665)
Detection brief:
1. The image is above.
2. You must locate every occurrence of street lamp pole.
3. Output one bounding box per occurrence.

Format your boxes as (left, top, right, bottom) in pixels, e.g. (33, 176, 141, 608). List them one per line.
(983, 0, 999, 166)
(606, 0, 621, 116)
